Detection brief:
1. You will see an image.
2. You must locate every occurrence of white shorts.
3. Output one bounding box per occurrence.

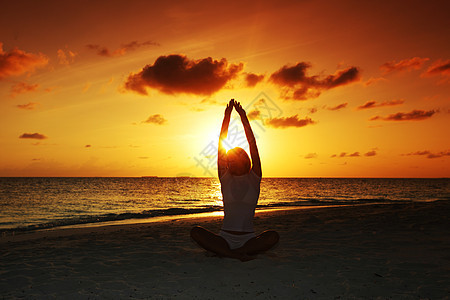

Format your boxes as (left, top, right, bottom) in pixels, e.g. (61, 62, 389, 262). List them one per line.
(219, 230, 256, 250)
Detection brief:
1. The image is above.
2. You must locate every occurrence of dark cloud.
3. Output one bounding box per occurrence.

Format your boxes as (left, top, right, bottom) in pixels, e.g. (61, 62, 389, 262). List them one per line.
(16, 102, 39, 110)
(143, 114, 167, 125)
(370, 109, 436, 121)
(245, 73, 264, 87)
(357, 99, 404, 110)
(403, 150, 450, 159)
(10, 82, 39, 97)
(327, 103, 348, 111)
(124, 54, 243, 96)
(424, 60, 450, 76)
(364, 150, 377, 157)
(380, 57, 429, 74)
(19, 133, 47, 140)
(86, 40, 159, 57)
(270, 62, 360, 100)
(85, 144, 91, 148)
(265, 115, 316, 128)
(331, 151, 376, 158)
(0, 43, 48, 79)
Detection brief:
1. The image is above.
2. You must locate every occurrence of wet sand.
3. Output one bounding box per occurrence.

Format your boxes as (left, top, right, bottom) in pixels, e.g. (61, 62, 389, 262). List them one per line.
(1, 202, 449, 299)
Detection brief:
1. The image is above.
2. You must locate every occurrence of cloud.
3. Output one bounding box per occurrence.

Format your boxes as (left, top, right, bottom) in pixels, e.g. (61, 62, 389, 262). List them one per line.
(349, 152, 360, 157)
(270, 62, 360, 100)
(380, 57, 429, 74)
(143, 114, 167, 125)
(10, 82, 39, 97)
(403, 150, 450, 159)
(370, 109, 436, 121)
(124, 54, 243, 96)
(16, 102, 39, 110)
(364, 150, 377, 157)
(357, 99, 404, 110)
(423, 60, 450, 84)
(364, 77, 387, 86)
(327, 103, 348, 111)
(247, 110, 261, 120)
(265, 115, 316, 128)
(57, 48, 77, 65)
(200, 98, 220, 105)
(86, 40, 159, 57)
(331, 151, 365, 158)
(0, 42, 49, 79)
(304, 153, 317, 159)
(19, 133, 48, 140)
(85, 144, 92, 148)
(244, 73, 264, 87)
(425, 60, 450, 76)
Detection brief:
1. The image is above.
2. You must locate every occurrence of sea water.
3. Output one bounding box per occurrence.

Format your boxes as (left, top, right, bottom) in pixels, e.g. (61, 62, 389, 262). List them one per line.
(0, 177, 448, 232)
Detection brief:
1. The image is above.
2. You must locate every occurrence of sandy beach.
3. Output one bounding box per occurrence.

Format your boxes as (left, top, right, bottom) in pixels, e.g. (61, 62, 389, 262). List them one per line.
(1, 201, 449, 299)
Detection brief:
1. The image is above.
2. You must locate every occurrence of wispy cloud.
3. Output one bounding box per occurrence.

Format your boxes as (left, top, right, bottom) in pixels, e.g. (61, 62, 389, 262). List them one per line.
(247, 110, 261, 120)
(424, 59, 450, 76)
(57, 48, 77, 65)
(304, 153, 318, 159)
(327, 103, 348, 111)
(124, 54, 243, 96)
(0, 42, 48, 79)
(370, 109, 436, 121)
(364, 77, 387, 86)
(10, 82, 39, 97)
(16, 102, 39, 110)
(402, 150, 450, 159)
(19, 133, 48, 140)
(266, 115, 316, 128)
(270, 62, 360, 100)
(86, 40, 159, 57)
(422, 59, 450, 84)
(143, 114, 167, 125)
(357, 99, 404, 110)
(380, 57, 429, 74)
(331, 150, 377, 158)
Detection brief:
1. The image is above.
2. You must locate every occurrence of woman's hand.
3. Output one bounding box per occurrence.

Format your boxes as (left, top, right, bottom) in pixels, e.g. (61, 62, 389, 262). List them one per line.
(225, 99, 234, 116)
(233, 101, 246, 117)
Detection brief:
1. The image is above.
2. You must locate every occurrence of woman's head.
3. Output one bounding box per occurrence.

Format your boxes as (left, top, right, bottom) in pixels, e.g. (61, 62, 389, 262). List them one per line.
(226, 147, 251, 175)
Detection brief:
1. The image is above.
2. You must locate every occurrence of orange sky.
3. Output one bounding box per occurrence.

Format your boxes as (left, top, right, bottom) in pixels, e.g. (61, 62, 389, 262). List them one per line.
(0, 0, 449, 177)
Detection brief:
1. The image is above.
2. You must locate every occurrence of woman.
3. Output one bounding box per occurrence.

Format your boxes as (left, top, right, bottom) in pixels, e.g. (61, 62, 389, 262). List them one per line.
(191, 99, 279, 261)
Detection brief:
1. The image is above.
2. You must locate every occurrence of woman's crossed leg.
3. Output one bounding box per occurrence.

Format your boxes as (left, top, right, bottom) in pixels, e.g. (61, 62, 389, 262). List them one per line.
(190, 226, 279, 261)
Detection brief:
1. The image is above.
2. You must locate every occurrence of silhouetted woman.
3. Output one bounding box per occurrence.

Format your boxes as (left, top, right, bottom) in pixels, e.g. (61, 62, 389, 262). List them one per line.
(191, 99, 279, 261)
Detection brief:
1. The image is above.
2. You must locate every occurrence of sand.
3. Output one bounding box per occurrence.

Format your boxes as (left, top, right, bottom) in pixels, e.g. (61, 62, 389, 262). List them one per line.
(1, 201, 449, 299)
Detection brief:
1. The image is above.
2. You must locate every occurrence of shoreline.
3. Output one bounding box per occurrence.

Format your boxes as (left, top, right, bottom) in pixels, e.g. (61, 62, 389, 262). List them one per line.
(1, 201, 449, 298)
(1, 203, 382, 243)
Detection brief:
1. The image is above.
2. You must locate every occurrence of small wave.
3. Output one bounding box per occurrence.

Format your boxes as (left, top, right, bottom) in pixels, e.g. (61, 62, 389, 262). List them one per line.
(3, 206, 222, 233)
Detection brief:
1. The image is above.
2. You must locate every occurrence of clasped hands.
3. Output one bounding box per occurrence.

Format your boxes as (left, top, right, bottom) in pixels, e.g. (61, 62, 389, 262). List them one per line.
(225, 99, 246, 117)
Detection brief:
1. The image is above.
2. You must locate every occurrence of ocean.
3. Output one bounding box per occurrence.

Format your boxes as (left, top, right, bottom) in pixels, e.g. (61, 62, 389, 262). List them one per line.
(0, 177, 448, 232)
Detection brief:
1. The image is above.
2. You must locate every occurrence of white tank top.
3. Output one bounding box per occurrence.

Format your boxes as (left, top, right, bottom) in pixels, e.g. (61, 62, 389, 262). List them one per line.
(219, 169, 261, 232)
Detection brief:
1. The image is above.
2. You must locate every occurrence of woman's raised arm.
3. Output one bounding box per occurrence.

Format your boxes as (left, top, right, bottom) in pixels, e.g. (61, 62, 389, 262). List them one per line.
(218, 99, 234, 178)
(234, 101, 262, 177)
